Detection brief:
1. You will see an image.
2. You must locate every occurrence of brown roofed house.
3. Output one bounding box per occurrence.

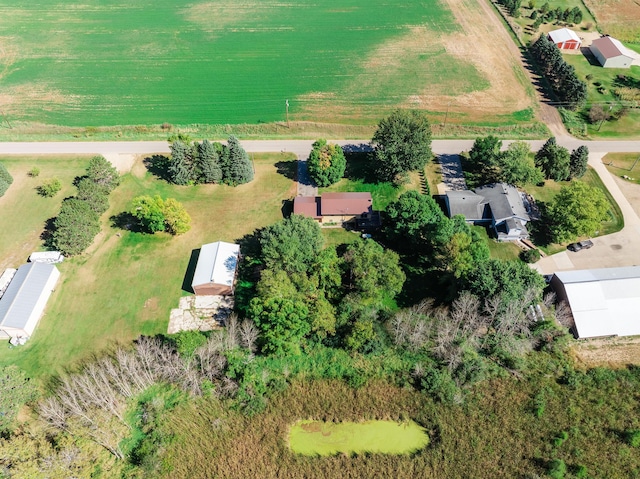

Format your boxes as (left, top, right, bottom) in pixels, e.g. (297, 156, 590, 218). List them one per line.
(293, 192, 375, 226)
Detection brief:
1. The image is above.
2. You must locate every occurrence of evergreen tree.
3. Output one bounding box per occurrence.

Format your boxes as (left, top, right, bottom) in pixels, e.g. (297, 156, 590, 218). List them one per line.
(569, 145, 589, 179)
(52, 198, 101, 255)
(196, 139, 223, 184)
(573, 8, 582, 23)
(168, 141, 193, 185)
(224, 136, 253, 185)
(86, 155, 119, 192)
(535, 137, 570, 181)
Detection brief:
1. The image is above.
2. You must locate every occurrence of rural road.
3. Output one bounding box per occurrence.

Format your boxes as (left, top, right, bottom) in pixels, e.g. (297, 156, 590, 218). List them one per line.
(0, 138, 639, 156)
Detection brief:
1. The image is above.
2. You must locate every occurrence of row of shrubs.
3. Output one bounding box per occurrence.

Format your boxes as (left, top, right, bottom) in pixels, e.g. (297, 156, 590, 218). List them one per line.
(50, 156, 120, 255)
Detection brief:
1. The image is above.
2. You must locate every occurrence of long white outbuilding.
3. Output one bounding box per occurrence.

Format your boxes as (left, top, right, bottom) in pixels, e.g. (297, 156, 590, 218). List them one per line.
(551, 266, 640, 339)
(0, 262, 60, 341)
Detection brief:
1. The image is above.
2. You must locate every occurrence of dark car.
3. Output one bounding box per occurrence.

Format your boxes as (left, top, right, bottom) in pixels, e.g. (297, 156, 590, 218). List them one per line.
(567, 240, 594, 252)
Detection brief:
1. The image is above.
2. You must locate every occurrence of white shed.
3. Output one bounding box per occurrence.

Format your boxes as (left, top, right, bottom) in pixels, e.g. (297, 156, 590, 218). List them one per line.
(191, 241, 240, 296)
(590, 36, 634, 68)
(551, 266, 640, 339)
(0, 262, 60, 341)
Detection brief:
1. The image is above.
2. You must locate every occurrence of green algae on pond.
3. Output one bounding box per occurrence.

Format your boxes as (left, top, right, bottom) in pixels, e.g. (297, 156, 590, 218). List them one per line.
(288, 420, 429, 456)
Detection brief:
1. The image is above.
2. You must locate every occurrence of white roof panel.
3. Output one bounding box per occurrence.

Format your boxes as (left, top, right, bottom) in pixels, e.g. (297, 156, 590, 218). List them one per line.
(548, 28, 581, 44)
(192, 241, 240, 289)
(554, 267, 640, 338)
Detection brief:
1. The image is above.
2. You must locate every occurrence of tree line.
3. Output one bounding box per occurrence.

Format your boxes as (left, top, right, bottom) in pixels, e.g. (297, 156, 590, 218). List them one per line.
(530, 34, 587, 110)
(50, 156, 120, 255)
(168, 135, 253, 186)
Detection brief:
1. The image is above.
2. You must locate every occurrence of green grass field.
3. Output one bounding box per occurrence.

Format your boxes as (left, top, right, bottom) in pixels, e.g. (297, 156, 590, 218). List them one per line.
(289, 420, 429, 456)
(0, 0, 489, 128)
(562, 54, 640, 139)
(0, 152, 297, 377)
(604, 152, 640, 184)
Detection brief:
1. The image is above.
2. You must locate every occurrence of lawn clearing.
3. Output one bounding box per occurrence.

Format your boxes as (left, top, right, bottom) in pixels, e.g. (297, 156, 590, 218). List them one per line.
(0, 152, 296, 377)
(472, 226, 522, 261)
(0, 156, 90, 270)
(0, 0, 536, 131)
(562, 54, 640, 139)
(289, 419, 429, 456)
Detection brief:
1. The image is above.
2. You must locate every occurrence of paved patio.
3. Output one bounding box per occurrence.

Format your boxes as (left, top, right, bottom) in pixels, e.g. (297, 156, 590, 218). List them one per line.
(167, 295, 234, 334)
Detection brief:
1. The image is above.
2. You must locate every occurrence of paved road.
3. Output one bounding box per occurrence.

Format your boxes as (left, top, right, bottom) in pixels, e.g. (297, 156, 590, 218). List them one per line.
(0, 138, 639, 156)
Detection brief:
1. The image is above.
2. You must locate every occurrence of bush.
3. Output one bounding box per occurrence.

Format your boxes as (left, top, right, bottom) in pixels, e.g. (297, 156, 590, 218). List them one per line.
(0, 162, 13, 186)
(28, 167, 40, 177)
(574, 465, 588, 478)
(548, 459, 567, 479)
(520, 248, 541, 263)
(0, 178, 9, 197)
(37, 178, 62, 197)
(626, 429, 640, 447)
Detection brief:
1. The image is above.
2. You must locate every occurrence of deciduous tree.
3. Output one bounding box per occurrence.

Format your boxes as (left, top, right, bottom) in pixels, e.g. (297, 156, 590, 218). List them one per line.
(547, 180, 609, 242)
(130, 195, 166, 233)
(249, 297, 310, 355)
(371, 109, 432, 183)
(307, 139, 346, 187)
(162, 198, 191, 235)
(497, 141, 544, 186)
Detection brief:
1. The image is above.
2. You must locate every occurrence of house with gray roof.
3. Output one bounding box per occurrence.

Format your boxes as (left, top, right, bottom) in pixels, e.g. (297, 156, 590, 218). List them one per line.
(444, 183, 530, 241)
(0, 262, 60, 341)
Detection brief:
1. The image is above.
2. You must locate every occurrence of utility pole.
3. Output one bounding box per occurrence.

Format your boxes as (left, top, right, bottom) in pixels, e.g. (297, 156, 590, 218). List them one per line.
(598, 104, 612, 131)
(285, 99, 289, 128)
(443, 101, 451, 131)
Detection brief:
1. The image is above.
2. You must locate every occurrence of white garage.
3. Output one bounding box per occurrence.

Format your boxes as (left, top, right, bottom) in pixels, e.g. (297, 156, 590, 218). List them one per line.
(551, 266, 640, 339)
(0, 262, 60, 341)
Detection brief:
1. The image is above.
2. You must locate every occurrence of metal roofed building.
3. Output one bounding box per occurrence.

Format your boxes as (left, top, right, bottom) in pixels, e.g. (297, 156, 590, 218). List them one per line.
(551, 266, 640, 339)
(547, 28, 581, 50)
(590, 36, 635, 68)
(0, 262, 60, 341)
(191, 241, 240, 296)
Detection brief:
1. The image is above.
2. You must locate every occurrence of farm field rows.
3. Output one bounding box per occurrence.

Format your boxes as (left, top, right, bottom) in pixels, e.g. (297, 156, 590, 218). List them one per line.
(0, 0, 536, 131)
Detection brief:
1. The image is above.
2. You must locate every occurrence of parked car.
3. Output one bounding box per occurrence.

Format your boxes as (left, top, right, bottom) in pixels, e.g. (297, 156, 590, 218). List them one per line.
(567, 240, 594, 252)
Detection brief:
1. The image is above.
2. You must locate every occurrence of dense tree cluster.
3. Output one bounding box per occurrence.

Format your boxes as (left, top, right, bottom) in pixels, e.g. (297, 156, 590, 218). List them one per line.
(466, 136, 544, 186)
(371, 109, 432, 183)
(168, 136, 253, 186)
(535, 137, 588, 181)
(52, 156, 119, 255)
(307, 139, 346, 187)
(497, 0, 522, 17)
(249, 215, 405, 355)
(530, 35, 587, 110)
(0, 161, 13, 197)
(129, 195, 191, 235)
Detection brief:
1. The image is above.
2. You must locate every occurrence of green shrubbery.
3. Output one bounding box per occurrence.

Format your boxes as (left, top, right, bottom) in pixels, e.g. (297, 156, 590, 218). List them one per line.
(0, 162, 13, 197)
(37, 177, 62, 197)
(307, 139, 346, 187)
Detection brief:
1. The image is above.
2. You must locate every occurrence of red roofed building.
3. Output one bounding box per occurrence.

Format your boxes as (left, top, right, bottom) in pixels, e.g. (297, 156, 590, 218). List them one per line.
(293, 192, 376, 226)
(547, 28, 581, 50)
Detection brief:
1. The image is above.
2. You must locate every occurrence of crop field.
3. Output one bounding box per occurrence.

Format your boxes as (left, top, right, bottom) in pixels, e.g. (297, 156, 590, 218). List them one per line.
(0, 152, 297, 376)
(0, 0, 535, 130)
(583, 0, 640, 42)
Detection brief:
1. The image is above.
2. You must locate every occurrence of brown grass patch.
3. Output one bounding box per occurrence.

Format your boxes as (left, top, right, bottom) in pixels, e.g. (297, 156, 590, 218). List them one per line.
(573, 336, 640, 368)
(583, 0, 640, 42)
(0, 84, 78, 116)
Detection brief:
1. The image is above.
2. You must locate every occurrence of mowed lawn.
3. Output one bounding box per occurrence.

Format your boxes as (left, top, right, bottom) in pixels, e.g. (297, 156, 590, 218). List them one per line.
(0, 153, 296, 377)
(0, 0, 484, 127)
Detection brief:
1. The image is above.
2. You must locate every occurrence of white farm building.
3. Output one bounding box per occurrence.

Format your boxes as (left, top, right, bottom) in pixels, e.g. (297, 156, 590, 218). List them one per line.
(191, 241, 240, 296)
(551, 266, 640, 339)
(590, 36, 636, 68)
(0, 262, 60, 341)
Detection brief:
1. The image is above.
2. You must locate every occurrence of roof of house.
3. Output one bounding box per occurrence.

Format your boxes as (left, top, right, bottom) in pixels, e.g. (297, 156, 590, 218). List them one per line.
(591, 36, 634, 60)
(548, 28, 581, 44)
(293, 196, 321, 218)
(554, 266, 640, 338)
(192, 241, 240, 289)
(0, 262, 59, 332)
(445, 190, 488, 220)
(474, 183, 530, 223)
(320, 192, 373, 216)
